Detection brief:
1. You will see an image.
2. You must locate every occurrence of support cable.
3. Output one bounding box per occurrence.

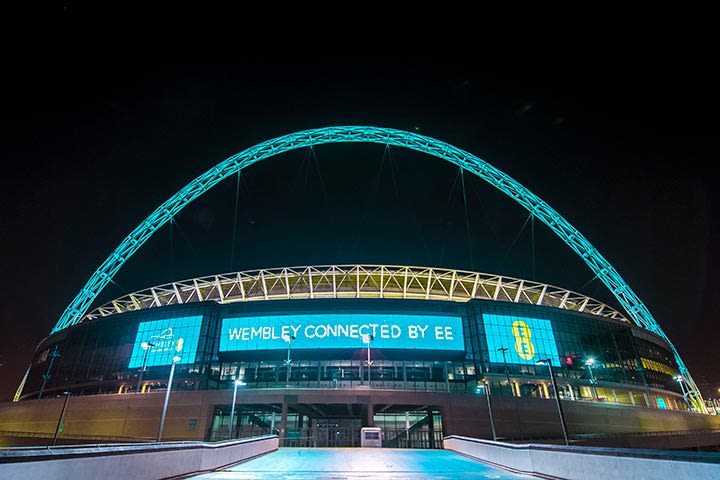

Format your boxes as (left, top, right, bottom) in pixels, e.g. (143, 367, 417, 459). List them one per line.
(579, 273, 601, 292)
(350, 145, 388, 256)
(230, 171, 241, 271)
(309, 146, 328, 196)
(438, 168, 463, 266)
(531, 213, 536, 280)
(301, 146, 312, 192)
(169, 217, 174, 280)
(467, 174, 503, 248)
(171, 217, 196, 257)
(108, 278, 130, 297)
(460, 168, 475, 270)
(502, 212, 533, 264)
(387, 146, 433, 265)
(307, 146, 339, 257)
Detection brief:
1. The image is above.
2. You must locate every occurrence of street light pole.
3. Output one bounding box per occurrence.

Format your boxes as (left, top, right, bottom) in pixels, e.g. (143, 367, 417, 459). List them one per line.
(363, 334, 374, 386)
(498, 346, 511, 394)
(482, 380, 497, 441)
(536, 359, 569, 445)
(157, 355, 181, 442)
(228, 378, 245, 439)
(585, 358, 598, 400)
(283, 335, 295, 384)
(136, 341, 156, 393)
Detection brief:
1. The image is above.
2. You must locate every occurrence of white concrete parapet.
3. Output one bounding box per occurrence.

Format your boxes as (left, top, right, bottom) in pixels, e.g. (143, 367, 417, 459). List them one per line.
(444, 435, 720, 480)
(0, 435, 278, 480)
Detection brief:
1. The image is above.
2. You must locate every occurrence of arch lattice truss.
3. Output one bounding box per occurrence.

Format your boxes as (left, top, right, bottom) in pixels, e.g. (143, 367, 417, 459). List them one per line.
(84, 265, 630, 323)
(51, 126, 706, 412)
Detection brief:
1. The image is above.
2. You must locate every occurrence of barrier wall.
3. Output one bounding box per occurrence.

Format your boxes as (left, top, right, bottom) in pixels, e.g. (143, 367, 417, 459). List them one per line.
(3, 389, 720, 448)
(0, 435, 278, 480)
(444, 435, 720, 480)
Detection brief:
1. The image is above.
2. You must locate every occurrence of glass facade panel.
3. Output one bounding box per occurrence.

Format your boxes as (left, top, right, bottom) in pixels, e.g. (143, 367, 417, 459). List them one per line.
(22, 297, 686, 413)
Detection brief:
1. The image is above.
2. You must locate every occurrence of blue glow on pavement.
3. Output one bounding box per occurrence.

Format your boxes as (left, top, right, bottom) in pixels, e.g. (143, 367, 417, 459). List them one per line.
(188, 447, 534, 479)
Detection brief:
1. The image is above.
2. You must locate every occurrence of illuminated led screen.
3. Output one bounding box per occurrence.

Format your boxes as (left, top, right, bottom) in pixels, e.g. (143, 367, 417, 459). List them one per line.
(219, 313, 464, 352)
(483, 314, 561, 366)
(128, 316, 203, 368)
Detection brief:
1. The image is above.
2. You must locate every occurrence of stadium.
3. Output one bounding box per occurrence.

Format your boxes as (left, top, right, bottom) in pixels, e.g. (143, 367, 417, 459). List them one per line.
(3, 127, 719, 449)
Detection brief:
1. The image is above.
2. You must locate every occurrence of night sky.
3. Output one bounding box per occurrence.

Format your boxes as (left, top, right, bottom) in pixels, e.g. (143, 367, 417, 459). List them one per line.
(1, 33, 718, 402)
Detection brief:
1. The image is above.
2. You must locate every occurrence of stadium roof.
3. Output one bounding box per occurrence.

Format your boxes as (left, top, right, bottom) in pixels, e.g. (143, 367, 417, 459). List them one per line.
(83, 265, 630, 324)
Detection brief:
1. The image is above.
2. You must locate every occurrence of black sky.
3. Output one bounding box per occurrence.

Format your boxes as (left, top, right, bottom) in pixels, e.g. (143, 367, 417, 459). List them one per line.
(1, 32, 718, 401)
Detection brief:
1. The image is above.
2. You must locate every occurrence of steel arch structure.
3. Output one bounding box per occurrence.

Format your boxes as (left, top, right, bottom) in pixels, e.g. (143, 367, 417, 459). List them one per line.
(50, 126, 706, 412)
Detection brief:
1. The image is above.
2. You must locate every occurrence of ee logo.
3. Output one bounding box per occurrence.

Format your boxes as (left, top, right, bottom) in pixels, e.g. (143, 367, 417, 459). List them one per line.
(511, 320, 536, 360)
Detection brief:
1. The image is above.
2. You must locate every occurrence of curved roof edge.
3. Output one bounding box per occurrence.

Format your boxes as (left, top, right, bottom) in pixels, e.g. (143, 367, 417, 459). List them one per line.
(82, 265, 630, 324)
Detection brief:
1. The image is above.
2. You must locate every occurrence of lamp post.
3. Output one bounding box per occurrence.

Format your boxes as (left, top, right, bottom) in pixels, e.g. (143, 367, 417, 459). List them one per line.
(536, 359, 569, 445)
(136, 341, 156, 393)
(52, 391, 71, 446)
(282, 334, 295, 384)
(157, 355, 181, 442)
(498, 346, 511, 394)
(481, 380, 497, 441)
(228, 378, 245, 439)
(362, 334, 374, 386)
(584, 358, 598, 400)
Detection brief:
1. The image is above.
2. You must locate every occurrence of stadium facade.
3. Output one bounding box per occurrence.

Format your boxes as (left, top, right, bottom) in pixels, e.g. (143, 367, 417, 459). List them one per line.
(4, 127, 719, 448)
(13, 265, 705, 446)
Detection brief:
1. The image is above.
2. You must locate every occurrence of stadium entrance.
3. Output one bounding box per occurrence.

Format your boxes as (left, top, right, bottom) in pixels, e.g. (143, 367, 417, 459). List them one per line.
(208, 403, 443, 448)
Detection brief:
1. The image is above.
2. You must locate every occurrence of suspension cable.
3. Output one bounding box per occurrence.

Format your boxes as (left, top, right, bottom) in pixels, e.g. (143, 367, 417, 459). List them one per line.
(387, 146, 433, 264)
(230, 171, 241, 271)
(502, 212, 533, 264)
(531, 213, 536, 280)
(460, 168, 474, 270)
(169, 216, 174, 279)
(350, 145, 389, 256)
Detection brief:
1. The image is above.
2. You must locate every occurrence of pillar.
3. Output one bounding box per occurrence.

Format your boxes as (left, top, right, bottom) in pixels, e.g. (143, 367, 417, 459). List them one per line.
(427, 407, 435, 449)
(366, 398, 374, 427)
(279, 401, 288, 446)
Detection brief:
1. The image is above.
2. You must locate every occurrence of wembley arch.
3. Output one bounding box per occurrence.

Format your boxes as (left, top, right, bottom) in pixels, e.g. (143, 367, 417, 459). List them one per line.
(50, 126, 706, 412)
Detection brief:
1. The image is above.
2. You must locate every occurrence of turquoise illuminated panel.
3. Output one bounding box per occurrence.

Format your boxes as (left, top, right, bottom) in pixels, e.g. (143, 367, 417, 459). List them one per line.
(128, 316, 203, 368)
(483, 314, 561, 367)
(219, 314, 464, 352)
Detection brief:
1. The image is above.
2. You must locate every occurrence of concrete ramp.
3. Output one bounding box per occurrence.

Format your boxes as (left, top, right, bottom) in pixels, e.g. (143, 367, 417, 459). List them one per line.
(189, 447, 534, 479)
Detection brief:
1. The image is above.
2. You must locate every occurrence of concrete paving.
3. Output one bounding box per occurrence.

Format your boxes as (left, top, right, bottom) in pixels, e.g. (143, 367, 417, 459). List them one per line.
(188, 447, 536, 479)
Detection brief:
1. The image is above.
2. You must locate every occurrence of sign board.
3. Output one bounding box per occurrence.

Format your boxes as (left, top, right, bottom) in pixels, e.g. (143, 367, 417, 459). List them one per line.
(128, 316, 203, 368)
(219, 313, 464, 353)
(483, 313, 561, 366)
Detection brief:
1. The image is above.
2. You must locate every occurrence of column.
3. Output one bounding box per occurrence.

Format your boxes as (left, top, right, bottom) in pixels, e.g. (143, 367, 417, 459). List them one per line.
(427, 407, 435, 449)
(279, 401, 288, 447)
(366, 398, 374, 427)
(445, 363, 450, 392)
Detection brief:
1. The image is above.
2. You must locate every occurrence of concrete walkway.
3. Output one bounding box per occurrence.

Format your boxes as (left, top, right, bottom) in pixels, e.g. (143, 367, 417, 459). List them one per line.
(188, 447, 536, 479)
